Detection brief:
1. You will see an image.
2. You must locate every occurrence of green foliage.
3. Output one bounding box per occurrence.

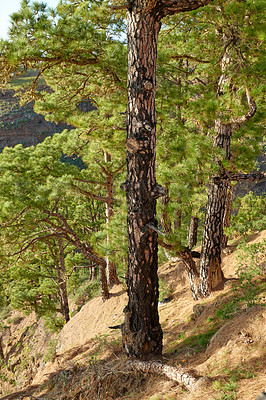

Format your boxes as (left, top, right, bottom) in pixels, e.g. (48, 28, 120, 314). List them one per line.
(216, 240, 266, 320)
(0, 138, 107, 329)
(169, 328, 217, 354)
(44, 338, 59, 363)
(213, 365, 256, 400)
(213, 379, 238, 400)
(227, 192, 266, 237)
(72, 279, 101, 310)
(158, 278, 173, 302)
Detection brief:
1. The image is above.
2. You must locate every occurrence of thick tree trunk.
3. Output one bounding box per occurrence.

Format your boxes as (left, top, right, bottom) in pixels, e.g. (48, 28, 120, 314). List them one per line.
(121, 8, 163, 357)
(199, 175, 227, 296)
(199, 121, 231, 297)
(104, 152, 120, 287)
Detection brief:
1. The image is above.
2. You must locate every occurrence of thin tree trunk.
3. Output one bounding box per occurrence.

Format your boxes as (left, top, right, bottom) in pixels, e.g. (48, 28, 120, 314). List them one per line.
(179, 248, 200, 300)
(57, 238, 70, 323)
(121, 8, 164, 357)
(0, 336, 4, 363)
(99, 265, 110, 301)
(222, 183, 233, 248)
(104, 152, 120, 287)
(188, 216, 199, 250)
(160, 188, 172, 234)
(199, 122, 231, 297)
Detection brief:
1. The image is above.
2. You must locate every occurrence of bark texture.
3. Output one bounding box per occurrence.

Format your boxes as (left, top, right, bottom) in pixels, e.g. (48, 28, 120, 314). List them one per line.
(122, 7, 163, 357)
(129, 360, 206, 391)
(199, 175, 227, 296)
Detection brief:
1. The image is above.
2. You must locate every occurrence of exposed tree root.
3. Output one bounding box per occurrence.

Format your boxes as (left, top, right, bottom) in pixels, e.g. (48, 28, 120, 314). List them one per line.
(128, 360, 208, 391)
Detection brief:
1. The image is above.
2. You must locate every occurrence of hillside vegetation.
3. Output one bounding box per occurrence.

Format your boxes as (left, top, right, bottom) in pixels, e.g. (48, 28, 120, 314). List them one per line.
(0, 231, 265, 400)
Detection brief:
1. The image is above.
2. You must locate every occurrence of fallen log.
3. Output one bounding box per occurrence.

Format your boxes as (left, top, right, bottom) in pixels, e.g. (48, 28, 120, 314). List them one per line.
(128, 360, 208, 391)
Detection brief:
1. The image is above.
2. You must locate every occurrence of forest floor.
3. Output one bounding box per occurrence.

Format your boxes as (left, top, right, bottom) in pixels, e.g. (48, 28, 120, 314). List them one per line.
(0, 230, 265, 400)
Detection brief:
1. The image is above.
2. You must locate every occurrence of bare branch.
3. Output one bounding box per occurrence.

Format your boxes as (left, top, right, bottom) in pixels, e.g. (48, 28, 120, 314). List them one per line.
(74, 177, 106, 186)
(107, 4, 128, 10)
(72, 184, 108, 203)
(158, 0, 214, 18)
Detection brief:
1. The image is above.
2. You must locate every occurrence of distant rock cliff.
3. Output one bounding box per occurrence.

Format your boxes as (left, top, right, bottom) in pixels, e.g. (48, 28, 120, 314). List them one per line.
(0, 88, 69, 151)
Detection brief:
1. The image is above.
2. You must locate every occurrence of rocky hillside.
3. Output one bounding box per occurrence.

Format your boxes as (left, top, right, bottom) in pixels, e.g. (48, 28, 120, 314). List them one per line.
(0, 231, 265, 400)
(0, 87, 69, 151)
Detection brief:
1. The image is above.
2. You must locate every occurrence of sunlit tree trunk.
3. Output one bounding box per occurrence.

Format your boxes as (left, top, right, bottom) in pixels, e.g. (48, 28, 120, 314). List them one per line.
(121, 0, 214, 356)
(121, 7, 163, 358)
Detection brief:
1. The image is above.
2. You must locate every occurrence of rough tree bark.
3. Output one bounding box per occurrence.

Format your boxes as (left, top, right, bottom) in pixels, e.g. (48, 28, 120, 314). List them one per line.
(129, 360, 208, 391)
(122, 8, 164, 357)
(199, 94, 257, 297)
(121, 0, 214, 357)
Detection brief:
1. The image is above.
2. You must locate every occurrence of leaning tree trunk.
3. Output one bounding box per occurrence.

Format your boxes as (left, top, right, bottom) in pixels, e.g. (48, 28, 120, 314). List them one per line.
(121, 8, 164, 358)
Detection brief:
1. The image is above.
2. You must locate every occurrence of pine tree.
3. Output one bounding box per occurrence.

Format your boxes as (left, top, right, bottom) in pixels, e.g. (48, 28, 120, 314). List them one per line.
(0, 139, 111, 325)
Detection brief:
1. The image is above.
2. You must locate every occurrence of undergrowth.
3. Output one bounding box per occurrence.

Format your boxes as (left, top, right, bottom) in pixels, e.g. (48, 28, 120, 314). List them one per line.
(216, 240, 265, 320)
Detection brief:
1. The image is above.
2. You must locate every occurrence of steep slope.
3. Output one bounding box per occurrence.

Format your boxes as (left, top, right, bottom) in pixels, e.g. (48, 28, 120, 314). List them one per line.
(0, 231, 265, 400)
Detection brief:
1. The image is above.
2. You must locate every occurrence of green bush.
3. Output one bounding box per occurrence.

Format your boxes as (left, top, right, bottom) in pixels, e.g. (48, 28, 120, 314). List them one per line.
(216, 240, 265, 320)
(227, 192, 266, 237)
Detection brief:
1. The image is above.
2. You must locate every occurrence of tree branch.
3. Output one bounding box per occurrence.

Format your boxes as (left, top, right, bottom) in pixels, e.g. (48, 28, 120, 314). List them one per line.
(228, 171, 266, 182)
(230, 89, 257, 125)
(107, 4, 128, 10)
(71, 184, 108, 203)
(158, 0, 214, 18)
